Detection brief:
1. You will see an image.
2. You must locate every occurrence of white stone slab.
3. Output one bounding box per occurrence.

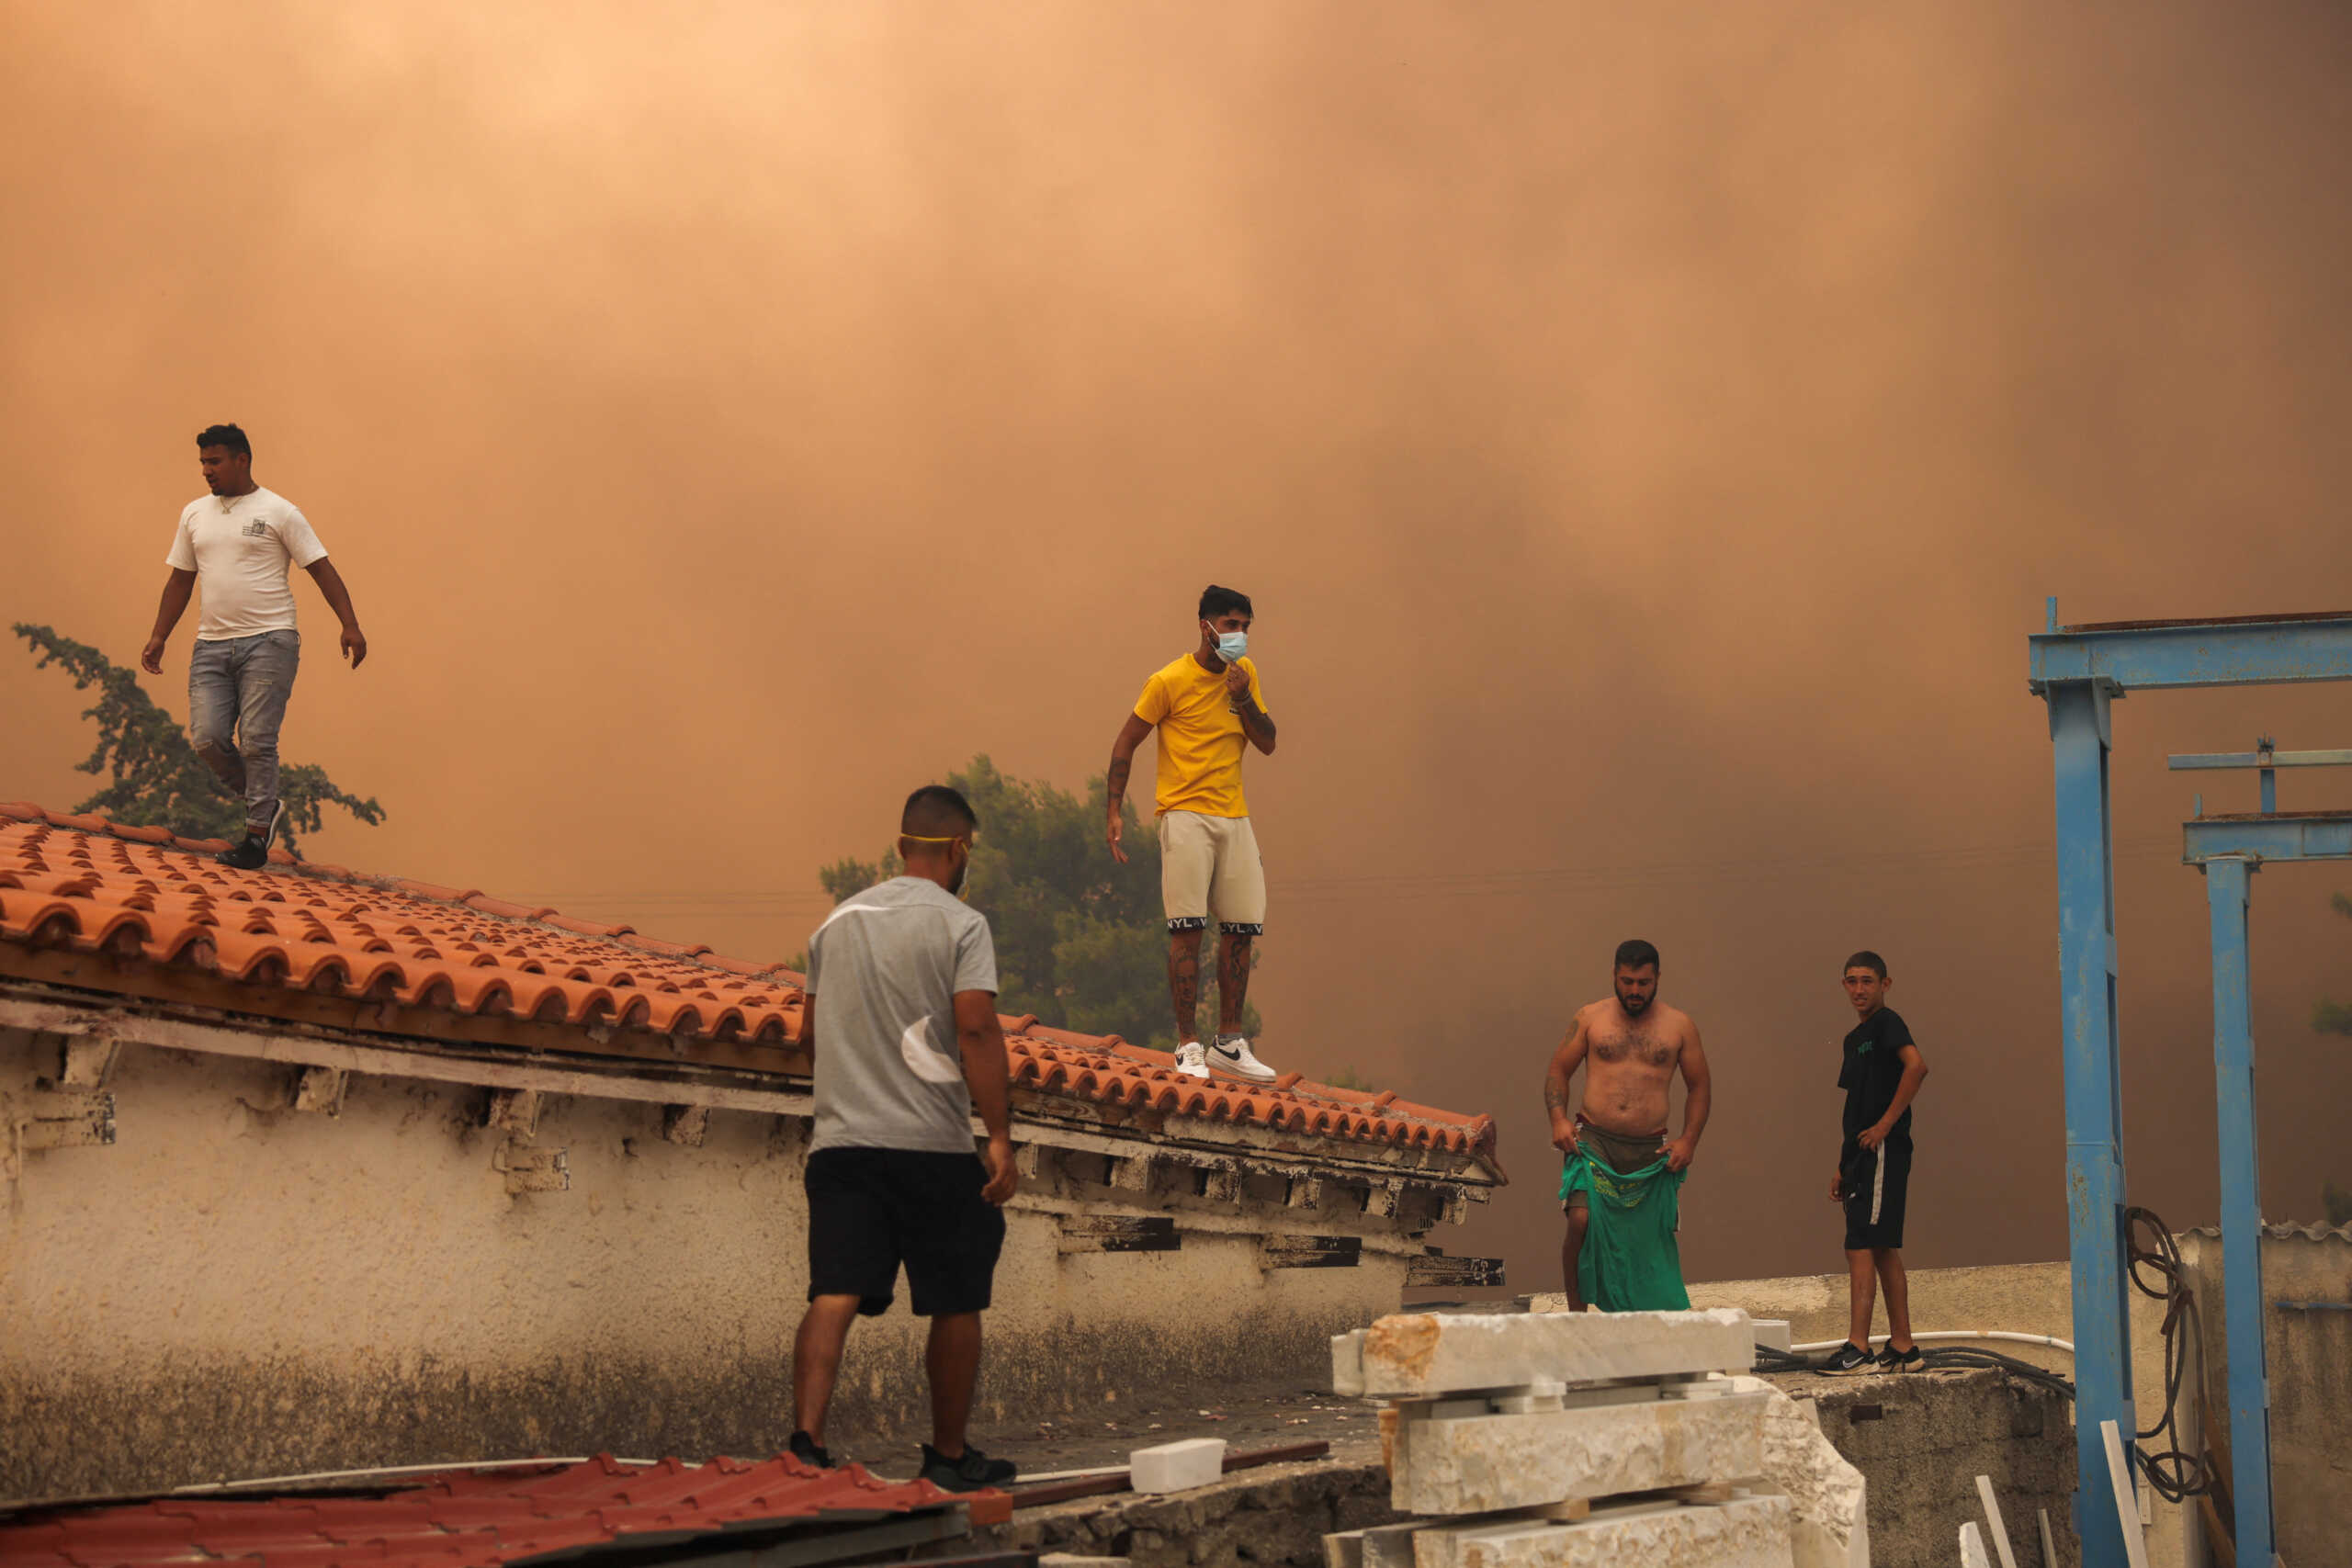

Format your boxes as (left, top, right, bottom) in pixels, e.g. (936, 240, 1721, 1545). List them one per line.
(1129, 1436, 1226, 1494)
(1333, 1329, 1369, 1396)
(1751, 1318, 1792, 1353)
(1349, 1309, 1755, 1397)
(1391, 1392, 1768, 1516)
(1413, 1495, 1792, 1568)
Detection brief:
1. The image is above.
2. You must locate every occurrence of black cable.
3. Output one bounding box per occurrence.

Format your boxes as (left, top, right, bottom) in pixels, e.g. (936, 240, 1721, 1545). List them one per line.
(2125, 1205, 2219, 1503)
(1756, 1339, 2077, 1404)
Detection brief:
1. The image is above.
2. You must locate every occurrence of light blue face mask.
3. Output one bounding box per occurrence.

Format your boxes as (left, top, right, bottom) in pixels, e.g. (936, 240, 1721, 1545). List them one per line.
(1207, 624, 1249, 661)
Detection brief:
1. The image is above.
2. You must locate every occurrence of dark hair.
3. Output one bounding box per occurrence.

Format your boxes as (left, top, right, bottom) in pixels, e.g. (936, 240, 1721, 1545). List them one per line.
(1199, 584, 1254, 622)
(901, 784, 978, 838)
(195, 423, 251, 458)
(1843, 951, 1888, 979)
(1613, 938, 1660, 972)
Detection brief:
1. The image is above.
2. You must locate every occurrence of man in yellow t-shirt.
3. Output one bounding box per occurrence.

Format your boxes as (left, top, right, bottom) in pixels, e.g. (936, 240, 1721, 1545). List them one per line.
(1104, 585, 1280, 1082)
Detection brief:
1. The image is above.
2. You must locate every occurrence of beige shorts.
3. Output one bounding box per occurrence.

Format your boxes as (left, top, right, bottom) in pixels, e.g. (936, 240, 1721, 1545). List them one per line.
(1160, 810, 1266, 935)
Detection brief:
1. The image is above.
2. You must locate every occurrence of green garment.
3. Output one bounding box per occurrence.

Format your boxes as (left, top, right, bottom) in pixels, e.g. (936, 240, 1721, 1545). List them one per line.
(1558, 1147, 1691, 1312)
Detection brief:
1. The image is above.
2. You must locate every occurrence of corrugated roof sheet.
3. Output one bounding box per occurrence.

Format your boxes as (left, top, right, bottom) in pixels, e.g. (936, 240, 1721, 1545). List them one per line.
(0, 1454, 1004, 1568)
(0, 806, 1496, 1166)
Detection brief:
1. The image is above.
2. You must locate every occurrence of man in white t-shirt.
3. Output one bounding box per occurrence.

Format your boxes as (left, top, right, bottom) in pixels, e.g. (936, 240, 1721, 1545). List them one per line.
(141, 423, 368, 869)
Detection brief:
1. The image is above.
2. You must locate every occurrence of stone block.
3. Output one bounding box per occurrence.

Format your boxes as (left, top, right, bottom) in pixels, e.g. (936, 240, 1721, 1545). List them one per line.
(1752, 1319, 1792, 1353)
(1391, 1392, 1767, 1515)
(1130, 1436, 1226, 1494)
(1342, 1309, 1754, 1397)
(1411, 1495, 1792, 1568)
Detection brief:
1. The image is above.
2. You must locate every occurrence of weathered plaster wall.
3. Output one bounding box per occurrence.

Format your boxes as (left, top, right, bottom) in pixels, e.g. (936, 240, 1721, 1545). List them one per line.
(2175, 1225, 2352, 1568)
(1694, 1262, 2185, 1568)
(1772, 1367, 2075, 1568)
(1, 1033, 1422, 1502)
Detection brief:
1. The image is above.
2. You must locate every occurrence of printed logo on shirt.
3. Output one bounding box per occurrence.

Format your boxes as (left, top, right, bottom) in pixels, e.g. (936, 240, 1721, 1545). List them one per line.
(243, 519, 271, 538)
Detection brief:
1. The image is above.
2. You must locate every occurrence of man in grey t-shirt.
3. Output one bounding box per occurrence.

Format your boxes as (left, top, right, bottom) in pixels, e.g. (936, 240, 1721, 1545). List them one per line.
(789, 784, 1019, 1493)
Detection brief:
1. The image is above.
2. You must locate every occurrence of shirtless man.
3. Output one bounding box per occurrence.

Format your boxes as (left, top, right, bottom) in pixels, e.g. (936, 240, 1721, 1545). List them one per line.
(1543, 939, 1713, 1309)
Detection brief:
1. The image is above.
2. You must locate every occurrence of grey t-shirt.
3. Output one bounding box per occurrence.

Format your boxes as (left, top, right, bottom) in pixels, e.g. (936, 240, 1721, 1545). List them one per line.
(806, 875, 1000, 1155)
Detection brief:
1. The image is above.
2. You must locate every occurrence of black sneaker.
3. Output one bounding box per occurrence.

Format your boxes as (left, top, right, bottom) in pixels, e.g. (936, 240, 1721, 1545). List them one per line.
(1822, 1341, 1876, 1373)
(1876, 1344, 1923, 1372)
(918, 1442, 1016, 1492)
(787, 1429, 834, 1470)
(216, 834, 269, 870)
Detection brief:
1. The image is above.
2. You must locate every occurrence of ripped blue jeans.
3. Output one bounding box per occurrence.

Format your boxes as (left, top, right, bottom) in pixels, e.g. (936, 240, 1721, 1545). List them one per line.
(187, 630, 300, 835)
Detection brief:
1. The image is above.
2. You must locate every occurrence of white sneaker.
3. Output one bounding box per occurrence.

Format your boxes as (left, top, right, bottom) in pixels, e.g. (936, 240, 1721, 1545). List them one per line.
(1172, 1041, 1210, 1079)
(1207, 1035, 1277, 1082)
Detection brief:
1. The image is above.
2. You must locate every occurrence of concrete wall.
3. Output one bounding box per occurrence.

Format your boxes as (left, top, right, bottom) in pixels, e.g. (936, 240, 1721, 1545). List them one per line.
(1693, 1261, 2186, 1568)
(1775, 1366, 2075, 1568)
(0, 1030, 1435, 1503)
(2175, 1224, 2352, 1568)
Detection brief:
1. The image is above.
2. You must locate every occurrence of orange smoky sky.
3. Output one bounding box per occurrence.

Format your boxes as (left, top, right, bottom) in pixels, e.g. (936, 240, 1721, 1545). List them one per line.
(5, 1, 2351, 1293)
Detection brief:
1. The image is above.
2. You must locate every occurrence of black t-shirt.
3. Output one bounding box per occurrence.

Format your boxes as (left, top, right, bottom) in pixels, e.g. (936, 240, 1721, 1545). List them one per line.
(1839, 1006, 1916, 1144)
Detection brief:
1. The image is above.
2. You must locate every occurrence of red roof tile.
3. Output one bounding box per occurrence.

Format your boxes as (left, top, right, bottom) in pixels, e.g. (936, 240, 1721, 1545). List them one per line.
(0, 806, 1497, 1168)
(0, 1454, 1001, 1568)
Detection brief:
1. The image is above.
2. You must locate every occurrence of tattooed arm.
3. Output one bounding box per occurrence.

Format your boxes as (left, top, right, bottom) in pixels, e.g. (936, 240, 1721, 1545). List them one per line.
(1105, 713, 1153, 863)
(1545, 1009, 1591, 1153)
(1225, 662, 1277, 754)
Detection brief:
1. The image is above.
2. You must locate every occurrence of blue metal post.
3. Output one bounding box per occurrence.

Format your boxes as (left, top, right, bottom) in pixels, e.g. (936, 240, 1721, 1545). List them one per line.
(2202, 854, 2273, 1566)
(2048, 678, 2136, 1568)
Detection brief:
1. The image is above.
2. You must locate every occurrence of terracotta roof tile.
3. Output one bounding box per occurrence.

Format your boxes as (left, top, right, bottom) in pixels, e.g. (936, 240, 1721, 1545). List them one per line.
(0, 807, 1496, 1168)
(0, 1454, 998, 1568)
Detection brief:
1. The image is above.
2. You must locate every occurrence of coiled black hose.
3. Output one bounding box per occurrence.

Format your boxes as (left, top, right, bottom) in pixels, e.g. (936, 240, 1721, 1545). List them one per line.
(1750, 1203, 2215, 1504)
(2125, 1205, 2218, 1503)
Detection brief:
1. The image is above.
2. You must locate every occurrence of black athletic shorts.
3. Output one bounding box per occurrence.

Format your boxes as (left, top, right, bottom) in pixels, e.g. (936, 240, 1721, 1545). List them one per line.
(1841, 1134, 1911, 1251)
(806, 1146, 1006, 1317)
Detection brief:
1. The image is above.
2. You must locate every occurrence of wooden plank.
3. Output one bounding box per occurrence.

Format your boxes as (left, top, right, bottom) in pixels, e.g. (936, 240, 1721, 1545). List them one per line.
(2098, 1420, 2153, 1568)
(2038, 1509, 2063, 1568)
(1056, 1214, 1179, 1255)
(1974, 1475, 2018, 1568)
(1262, 1235, 1363, 1269)
(1406, 1252, 1506, 1288)
(1011, 1441, 1329, 1510)
(1960, 1520, 1994, 1568)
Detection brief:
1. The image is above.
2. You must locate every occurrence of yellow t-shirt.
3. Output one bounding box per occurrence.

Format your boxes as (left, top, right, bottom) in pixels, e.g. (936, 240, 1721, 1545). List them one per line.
(1135, 653, 1267, 818)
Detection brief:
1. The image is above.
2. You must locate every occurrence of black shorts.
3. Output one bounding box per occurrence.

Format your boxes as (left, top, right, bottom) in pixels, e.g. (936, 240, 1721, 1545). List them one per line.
(1842, 1134, 1911, 1251)
(806, 1146, 1006, 1317)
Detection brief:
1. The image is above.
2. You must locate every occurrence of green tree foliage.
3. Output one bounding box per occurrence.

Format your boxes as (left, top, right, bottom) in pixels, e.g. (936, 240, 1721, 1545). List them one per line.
(819, 755, 1261, 1049)
(15, 624, 385, 857)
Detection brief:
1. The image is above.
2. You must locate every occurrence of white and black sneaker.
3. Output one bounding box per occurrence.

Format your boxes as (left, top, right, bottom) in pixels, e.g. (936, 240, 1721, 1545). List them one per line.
(1208, 1034, 1277, 1082)
(1822, 1342, 1877, 1373)
(1172, 1041, 1210, 1079)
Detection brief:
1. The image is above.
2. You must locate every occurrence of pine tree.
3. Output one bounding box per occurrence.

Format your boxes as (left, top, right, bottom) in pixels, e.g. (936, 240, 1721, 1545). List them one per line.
(14, 624, 384, 857)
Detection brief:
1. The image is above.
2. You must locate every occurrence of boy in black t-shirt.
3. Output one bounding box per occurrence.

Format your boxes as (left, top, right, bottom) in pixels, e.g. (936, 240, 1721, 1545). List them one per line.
(1823, 951, 1931, 1372)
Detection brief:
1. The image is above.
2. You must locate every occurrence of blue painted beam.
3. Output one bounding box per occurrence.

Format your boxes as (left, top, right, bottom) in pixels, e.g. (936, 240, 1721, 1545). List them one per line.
(2047, 679, 2137, 1568)
(2202, 856, 2275, 1568)
(2183, 812, 2352, 863)
(2030, 612, 2352, 693)
(2168, 748, 2352, 770)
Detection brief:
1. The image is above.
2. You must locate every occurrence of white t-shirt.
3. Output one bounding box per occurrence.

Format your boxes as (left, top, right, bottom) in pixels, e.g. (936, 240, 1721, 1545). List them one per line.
(164, 487, 329, 640)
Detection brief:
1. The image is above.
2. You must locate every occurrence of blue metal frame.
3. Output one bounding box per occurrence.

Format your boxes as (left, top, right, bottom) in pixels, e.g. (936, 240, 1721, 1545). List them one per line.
(2029, 604, 2352, 1568)
(2176, 804, 2352, 1568)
